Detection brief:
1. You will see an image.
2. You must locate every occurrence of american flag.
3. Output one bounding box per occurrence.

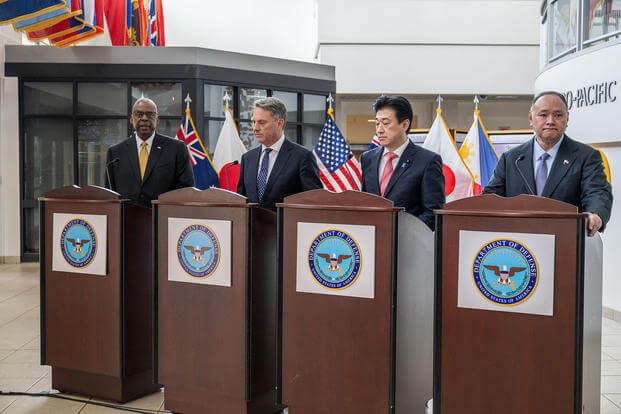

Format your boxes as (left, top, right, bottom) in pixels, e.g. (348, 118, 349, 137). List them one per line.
(175, 104, 219, 189)
(313, 110, 362, 192)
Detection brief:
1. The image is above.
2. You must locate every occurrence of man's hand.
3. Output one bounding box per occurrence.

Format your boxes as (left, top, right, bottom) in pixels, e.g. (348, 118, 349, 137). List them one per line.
(586, 213, 602, 237)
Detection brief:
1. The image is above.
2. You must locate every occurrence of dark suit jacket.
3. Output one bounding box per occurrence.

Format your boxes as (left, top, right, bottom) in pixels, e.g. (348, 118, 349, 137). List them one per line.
(361, 141, 445, 230)
(105, 133, 194, 208)
(483, 135, 613, 230)
(237, 138, 323, 211)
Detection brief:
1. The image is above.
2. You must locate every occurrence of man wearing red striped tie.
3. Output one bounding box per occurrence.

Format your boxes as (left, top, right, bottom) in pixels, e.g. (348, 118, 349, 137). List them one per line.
(361, 95, 445, 230)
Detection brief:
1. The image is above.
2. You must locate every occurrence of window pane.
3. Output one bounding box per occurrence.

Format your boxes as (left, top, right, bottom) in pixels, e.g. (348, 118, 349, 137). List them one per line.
(549, 0, 577, 58)
(78, 82, 127, 116)
(302, 125, 322, 149)
(239, 88, 267, 120)
(78, 119, 128, 187)
(303, 94, 326, 124)
(131, 83, 182, 116)
(153, 118, 182, 138)
(273, 91, 298, 122)
(285, 124, 298, 141)
(23, 208, 39, 254)
(204, 84, 234, 117)
(23, 118, 74, 200)
(204, 120, 224, 156)
(585, 0, 621, 40)
(24, 82, 72, 115)
(238, 121, 257, 149)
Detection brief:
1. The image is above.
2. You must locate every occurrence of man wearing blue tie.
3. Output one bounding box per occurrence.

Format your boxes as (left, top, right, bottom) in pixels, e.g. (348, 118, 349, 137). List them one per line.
(483, 91, 613, 236)
(237, 97, 322, 211)
(360, 95, 445, 230)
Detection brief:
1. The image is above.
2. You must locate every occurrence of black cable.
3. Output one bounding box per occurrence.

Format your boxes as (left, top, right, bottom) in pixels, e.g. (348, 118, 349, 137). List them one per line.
(0, 390, 169, 413)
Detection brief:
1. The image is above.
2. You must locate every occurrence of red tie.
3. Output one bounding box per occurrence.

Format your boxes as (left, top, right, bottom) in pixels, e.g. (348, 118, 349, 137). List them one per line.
(380, 152, 398, 196)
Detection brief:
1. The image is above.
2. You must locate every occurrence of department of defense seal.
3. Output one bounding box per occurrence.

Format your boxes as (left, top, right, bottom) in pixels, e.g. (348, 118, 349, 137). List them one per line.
(60, 218, 97, 268)
(177, 224, 220, 278)
(308, 229, 361, 289)
(472, 239, 539, 306)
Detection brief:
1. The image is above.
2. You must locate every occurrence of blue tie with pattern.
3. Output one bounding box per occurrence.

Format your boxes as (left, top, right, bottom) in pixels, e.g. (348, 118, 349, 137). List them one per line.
(257, 148, 272, 202)
(535, 152, 550, 196)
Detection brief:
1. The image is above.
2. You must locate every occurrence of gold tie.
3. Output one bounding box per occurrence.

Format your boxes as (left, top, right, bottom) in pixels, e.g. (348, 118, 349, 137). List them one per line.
(139, 141, 148, 179)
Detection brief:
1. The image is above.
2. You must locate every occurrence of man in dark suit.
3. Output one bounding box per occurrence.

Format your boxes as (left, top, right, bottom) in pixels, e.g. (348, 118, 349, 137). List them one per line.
(237, 97, 322, 211)
(483, 91, 612, 236)
(361, 95, 445, 230)
(106, 97, 194, 208)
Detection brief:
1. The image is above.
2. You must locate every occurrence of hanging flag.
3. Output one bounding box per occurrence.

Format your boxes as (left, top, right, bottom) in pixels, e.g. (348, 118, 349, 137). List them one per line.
(127, 0, 147, 46)
(147, 0, 165, 46)
(103, 0, 128, 45)
(313, 108, 362, 192)
(458, 109, 499, 195)
(50, 0, 103, 47)
(0, 0, 68, 25)
(212, 108, 247, 191)
(422, 108, 475, 202)
(13, 0, 80, 32)
(368, 134, 381, 151)
(24, 0, 85, 42)
(175, 102, 219, 190)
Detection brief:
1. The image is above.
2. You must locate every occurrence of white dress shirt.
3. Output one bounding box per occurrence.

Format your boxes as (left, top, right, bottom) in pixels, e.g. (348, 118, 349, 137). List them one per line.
(135, 132, 155, 157)
(533, 134, 564, 179)
(257, 134, 286, 181)
(379, 138, 409, 178)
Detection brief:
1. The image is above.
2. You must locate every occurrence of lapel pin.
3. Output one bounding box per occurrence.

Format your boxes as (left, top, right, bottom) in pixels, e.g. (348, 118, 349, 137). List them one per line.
(157, 146, 162, 150)
(563, 159, 569, 165)
(401, 160, 411, 168)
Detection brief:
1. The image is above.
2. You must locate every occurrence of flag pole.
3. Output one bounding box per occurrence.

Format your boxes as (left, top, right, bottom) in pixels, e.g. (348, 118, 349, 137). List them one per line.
(436, 95, 443, 111)
(474, 95, 480, 111)
(223, 91, 232, 110)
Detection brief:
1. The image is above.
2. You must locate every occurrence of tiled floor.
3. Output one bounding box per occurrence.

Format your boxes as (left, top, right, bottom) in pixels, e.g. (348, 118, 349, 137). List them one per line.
(1, 263, 621, 413)
(0, 263, 164, 413)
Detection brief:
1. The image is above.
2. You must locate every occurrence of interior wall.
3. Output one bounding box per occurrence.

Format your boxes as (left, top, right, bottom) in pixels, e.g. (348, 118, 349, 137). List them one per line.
(0, 27, 21, 263)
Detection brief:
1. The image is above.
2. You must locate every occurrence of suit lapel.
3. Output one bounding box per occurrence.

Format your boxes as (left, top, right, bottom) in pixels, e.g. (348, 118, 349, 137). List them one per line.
(247, 147, 261, 201)
(365, 148, 383, 194)
(518, 140, 536, 194)
(124, 137, 142, 185)
(264, 139, 293, 197)
(142, 134, 164, 185)
(384, 142, 415, 197)
(542, 137, 576, 198)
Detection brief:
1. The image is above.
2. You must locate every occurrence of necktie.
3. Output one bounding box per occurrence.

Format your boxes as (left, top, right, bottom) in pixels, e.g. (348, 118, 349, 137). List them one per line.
(139, 141, 148, 180)
(535, 152, 550, 196)
(380, 152, 398, 196)
(257, 148, 272, 202)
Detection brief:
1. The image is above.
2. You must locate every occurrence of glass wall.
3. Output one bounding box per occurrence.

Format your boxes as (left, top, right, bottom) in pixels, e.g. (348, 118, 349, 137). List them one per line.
(545, 0, 621, 63)
(203, 84, 326, 154)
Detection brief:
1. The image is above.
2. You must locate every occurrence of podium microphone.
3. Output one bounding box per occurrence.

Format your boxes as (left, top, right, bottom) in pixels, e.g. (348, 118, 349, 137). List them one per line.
(514, 155, 535, 195)
(105, 158, 120, 190)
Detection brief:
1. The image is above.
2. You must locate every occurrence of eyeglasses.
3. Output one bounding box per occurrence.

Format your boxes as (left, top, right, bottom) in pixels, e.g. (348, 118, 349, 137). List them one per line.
(132, 111, 158, 119)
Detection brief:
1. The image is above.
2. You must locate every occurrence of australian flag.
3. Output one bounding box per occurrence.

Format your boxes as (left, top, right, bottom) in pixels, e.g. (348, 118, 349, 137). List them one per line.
(313, 109, 362, 192)
(175, 105, 219, 190)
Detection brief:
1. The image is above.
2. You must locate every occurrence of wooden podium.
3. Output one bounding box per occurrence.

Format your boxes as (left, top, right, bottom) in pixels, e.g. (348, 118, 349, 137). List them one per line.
(39, 185, 158, 402)
(434, 194, 602, 414)
(279, 190, 435, 413)
(153, 188, 281, 414)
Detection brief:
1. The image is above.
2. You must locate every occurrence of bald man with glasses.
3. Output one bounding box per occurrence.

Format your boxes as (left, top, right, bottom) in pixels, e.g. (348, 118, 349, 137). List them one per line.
(105, 97, 194, 208)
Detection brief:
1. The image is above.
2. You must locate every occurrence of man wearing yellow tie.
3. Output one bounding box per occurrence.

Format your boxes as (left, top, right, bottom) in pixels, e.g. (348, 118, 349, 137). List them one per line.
(105, 98, 194, 208)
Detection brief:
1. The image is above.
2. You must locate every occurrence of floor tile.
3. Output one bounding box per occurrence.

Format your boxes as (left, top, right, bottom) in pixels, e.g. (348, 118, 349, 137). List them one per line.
(604, 347, 621, 360)
(603, 361, 621, 376)
(602, 376, 621, 393)
(20, 337, 40, 351)
(1, 394, 86, 414)
(1, 350, 40, 365)
(605, 394, 621, 408)
(0, 363, 50, 379)
(602, 395, 621, 413)
(604, 335, 621, 347)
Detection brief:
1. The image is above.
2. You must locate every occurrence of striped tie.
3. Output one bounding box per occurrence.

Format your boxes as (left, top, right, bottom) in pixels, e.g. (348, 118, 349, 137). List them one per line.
(380, 152, 397, 196)
(257, 148, 272, 202)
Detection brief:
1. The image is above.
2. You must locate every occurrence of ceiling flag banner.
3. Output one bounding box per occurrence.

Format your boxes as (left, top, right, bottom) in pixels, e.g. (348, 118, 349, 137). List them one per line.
(423, 108, 474, 202)
(13, 0, 80, 32)
(0, 0, 68, 25)
(51, 0, 103, 47)
(457, 230, 555, 316)
(24, 0, 86, 41)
